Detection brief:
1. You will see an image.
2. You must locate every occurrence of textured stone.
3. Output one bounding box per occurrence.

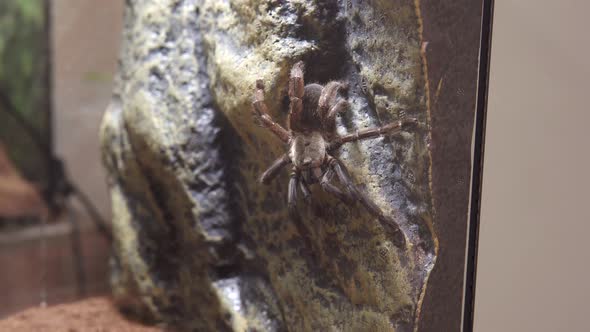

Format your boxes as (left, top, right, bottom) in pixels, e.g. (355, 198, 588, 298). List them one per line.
(100, 0, 438, 331)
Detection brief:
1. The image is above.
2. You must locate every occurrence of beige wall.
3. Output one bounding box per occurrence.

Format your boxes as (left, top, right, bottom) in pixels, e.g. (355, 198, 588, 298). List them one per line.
(475, 1, 590, 331)
(0, 0, 125, 317)
(52, 0, 125, 217)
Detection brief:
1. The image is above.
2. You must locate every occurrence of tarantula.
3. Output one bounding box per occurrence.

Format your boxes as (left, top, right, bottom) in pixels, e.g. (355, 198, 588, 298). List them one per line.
(252, 61, 418, 246)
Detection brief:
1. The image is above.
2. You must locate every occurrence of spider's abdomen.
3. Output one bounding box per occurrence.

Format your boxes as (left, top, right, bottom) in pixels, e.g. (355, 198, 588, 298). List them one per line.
(289, 84, 323, 132)
(289, 132, 327, 169)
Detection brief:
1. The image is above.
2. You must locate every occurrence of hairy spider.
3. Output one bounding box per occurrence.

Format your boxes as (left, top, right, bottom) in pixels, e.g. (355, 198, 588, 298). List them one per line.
(252, 61, 418, 247)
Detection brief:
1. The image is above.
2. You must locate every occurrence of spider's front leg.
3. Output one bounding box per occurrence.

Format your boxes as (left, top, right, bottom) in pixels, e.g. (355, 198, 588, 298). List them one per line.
(288, 168, 300, 217)
(299, 179, 311, 203)
(252, 80, 291, 143)
(319, 161, 354, 204)
(330, 157, 406, 248)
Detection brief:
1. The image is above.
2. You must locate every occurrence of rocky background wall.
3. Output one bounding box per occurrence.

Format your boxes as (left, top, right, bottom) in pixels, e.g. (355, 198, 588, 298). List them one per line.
(100, 0, 482, 331)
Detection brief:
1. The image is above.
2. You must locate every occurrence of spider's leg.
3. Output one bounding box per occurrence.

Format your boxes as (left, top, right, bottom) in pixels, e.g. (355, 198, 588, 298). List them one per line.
(317, 81, 346, 118)
(286, 170, 315, 251)
(287, 61, 305, 132)
(331, 157, 406, 247)
(252, 80, 291, 143)
(324, 99, 349, 130)
(288, 169, 300, 217)
(299, 178, 311, 203)
(328, 117, 419, 151)
(319, 162, 354, 204)
(260, 154, 291, 184)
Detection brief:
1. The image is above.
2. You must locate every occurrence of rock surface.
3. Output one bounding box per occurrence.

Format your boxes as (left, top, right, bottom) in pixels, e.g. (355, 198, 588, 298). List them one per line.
(100, 0, 437, 331)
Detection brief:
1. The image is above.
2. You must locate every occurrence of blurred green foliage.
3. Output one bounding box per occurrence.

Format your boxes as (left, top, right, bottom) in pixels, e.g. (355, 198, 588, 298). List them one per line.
(0, 0, 49, 183)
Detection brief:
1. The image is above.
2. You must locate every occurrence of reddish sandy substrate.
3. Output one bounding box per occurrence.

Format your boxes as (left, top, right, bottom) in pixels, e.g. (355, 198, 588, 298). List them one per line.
(0, 296, 162, 331)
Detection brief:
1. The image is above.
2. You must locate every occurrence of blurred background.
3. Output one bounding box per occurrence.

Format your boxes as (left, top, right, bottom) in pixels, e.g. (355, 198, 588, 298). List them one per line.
(0, 0, 588, 331)
(0, 0, 123, 317)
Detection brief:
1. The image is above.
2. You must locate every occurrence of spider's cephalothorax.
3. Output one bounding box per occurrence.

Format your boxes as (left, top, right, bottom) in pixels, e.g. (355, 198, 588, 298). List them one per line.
(252, 61, 418, 247)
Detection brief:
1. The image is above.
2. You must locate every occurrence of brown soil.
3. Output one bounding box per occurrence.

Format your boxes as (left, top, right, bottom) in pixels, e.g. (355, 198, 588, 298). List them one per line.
(0, 296, 163, 331)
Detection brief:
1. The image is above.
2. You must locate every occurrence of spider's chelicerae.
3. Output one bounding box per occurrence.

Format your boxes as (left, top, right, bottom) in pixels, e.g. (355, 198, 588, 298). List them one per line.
(252, 61, 418, 246)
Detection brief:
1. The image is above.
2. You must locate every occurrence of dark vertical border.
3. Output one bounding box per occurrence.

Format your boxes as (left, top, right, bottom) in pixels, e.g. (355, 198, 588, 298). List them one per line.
(43, 0, 55, 200)
(462, 0, 494, 331)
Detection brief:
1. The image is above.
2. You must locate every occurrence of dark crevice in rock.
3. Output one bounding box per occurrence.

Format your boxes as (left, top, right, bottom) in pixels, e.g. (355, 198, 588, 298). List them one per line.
(188, 0, 243, 281)
(184, 1, 235, 243)
(191, 2, 287, 330)
(136, 165, 183, 279)
(210, 108, 246, 258)
(298, 0, 351, 83)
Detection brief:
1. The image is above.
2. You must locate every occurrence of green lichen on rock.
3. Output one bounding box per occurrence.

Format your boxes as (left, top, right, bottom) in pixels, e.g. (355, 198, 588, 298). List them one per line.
(100, 0, 437, 331)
